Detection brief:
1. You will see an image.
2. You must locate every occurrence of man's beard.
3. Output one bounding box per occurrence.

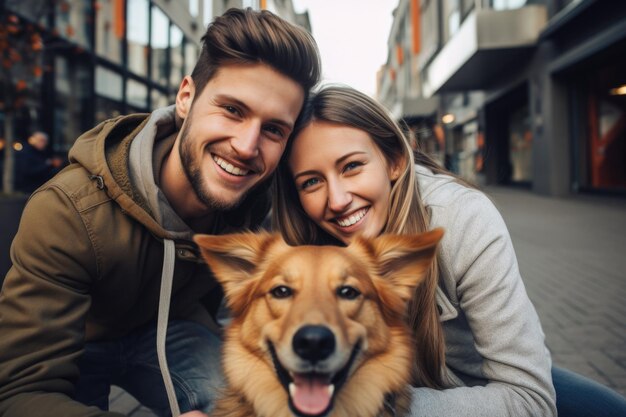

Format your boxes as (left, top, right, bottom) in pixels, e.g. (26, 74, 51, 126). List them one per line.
(178, 113, 252, 212)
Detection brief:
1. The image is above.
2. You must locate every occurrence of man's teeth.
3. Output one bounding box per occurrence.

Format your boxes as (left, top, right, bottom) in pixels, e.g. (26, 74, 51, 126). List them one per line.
(336, 208, 367, 227)
(213, 156, 249, 176)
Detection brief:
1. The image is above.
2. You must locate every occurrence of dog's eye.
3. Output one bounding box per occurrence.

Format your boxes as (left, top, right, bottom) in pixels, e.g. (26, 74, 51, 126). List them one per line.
(270, 285, 293, 299)
(337, 286, 361, 300)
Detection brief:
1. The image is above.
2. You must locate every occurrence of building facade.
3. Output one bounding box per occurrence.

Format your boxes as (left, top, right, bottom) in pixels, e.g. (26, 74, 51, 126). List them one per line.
(0, 0, 310, 173)
(379, 0, 626, 196)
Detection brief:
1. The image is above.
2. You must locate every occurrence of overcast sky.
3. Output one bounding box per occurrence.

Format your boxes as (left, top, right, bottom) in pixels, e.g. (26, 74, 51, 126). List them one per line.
(292, 0, 397, 97)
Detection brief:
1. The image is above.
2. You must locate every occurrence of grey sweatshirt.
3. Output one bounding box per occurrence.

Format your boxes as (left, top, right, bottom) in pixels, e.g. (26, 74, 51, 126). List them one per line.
(409, 165, 556, 416)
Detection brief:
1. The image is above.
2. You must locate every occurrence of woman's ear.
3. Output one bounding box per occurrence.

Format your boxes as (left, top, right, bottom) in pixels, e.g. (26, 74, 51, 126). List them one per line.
(176, 76, 195, 120)
(389, 154, 407, 181)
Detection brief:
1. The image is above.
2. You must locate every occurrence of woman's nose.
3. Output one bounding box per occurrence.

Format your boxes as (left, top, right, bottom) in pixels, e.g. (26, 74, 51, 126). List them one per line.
(327, 180, 352, 212)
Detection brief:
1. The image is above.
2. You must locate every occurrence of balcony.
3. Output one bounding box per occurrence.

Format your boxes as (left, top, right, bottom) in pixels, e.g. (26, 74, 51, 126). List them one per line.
(423, 5, 547, 97)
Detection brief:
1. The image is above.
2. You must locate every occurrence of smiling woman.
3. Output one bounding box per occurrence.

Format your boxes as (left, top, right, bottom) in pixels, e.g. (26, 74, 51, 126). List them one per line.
(271, 85, 560, 416)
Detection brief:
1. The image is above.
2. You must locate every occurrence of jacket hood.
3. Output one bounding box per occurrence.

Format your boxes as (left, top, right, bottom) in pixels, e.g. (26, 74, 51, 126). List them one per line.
(68, 113, 173, 239)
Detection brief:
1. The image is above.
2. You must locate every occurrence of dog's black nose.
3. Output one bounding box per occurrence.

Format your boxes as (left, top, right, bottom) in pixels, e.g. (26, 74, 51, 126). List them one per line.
(292, 325, 336, 362)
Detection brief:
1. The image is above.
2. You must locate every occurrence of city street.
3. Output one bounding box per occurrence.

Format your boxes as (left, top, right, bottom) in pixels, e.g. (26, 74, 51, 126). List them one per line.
(112, 185, 626, 415)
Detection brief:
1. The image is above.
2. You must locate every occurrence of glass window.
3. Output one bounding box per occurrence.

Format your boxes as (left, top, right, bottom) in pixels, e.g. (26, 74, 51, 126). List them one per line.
(127, 79, 149, 110)
(127, 0, 149, 76)
(189, 0, 199, 17)
(5, 0, 49, 26)
(184, 41, 199, 76)
(170, 25, 184, 87)
(203, 0, 214, 26)
(95, 0, 124, 64)
(446, 0, 461, 40)
(420, 0, 439, 66)
(151, 6, 170, 87)
(151, 88, 169, 110)
(55, 55, 91, 151)
(55, 0, 92, 49)
(492, 0, 527, 10)
(95, 96, 124, 125)
(95, 66, 123, 101)
(508, 104, 533, 183)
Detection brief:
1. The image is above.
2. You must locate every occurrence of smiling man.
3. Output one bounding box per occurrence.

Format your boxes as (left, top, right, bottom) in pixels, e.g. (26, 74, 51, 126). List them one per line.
(0, 8, 320, 417)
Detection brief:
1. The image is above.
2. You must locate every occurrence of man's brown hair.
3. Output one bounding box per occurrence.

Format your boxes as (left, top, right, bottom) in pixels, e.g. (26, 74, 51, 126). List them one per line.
(191, 8, 321, 99)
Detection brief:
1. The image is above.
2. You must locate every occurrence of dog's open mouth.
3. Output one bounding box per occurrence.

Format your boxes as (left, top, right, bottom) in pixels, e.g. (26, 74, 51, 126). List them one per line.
(268, 341, 361, 417)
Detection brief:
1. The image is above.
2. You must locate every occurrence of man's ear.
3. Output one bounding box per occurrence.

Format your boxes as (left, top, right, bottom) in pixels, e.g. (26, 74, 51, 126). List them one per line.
(176, 76, 195, 120)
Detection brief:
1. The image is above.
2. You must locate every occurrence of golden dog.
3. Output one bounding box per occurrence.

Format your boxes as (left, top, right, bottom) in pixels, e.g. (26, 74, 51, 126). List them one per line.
(194, 229, 443, 417)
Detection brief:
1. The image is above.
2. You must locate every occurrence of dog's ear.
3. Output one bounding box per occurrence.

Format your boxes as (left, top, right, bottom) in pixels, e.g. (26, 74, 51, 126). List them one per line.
(194, 232, 283, 313)
(353, 228, 444, 303)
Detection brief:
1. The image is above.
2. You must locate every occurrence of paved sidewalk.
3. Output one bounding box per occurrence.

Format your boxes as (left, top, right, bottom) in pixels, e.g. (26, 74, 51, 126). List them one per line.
(486, 186, 626, 398)
(113, 186, 626, 415)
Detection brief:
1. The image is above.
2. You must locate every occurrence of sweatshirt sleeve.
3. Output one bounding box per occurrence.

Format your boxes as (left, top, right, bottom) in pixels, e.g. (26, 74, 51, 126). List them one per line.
(409, 189, 556, 417)
(0, 186, 123, 417)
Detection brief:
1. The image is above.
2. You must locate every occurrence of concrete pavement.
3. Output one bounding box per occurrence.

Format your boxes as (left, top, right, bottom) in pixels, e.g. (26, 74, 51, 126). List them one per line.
(486, 186, 626, 398)
(113, 185, 626, 415)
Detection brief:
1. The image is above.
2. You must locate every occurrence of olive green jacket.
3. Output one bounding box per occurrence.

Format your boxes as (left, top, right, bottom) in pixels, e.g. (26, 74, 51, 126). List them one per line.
(0, 112, 268, 417)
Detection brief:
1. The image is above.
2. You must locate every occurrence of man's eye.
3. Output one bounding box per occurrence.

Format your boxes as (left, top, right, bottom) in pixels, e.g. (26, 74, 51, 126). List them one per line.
(224, 105, 241, 116)
(264, 125, 285, 138)
(270, 285, 293, 299)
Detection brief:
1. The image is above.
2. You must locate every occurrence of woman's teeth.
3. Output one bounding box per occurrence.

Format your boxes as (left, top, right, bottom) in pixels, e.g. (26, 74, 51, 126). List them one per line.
(213, 156, 249, 176)
(336, 208, 367, 227)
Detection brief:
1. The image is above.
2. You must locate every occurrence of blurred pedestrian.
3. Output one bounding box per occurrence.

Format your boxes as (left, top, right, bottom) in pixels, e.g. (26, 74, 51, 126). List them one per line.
(14, 131, 64, 193)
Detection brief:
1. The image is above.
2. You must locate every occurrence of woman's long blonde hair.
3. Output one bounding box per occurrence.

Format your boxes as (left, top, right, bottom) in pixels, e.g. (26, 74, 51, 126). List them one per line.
(272, 86, 449, 389)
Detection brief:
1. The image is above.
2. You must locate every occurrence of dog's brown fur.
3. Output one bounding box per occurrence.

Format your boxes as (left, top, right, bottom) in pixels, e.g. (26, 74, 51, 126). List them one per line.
(195, 229, 443, 417)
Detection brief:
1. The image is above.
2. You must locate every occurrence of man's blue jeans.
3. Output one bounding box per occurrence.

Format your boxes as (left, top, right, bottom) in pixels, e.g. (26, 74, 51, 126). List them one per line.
(553, 366, 626, 417)
(74, 320, 223, 416)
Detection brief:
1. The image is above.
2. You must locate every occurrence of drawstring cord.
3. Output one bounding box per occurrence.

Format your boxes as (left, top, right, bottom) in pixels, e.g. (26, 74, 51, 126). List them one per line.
(156, 239, 180, 416)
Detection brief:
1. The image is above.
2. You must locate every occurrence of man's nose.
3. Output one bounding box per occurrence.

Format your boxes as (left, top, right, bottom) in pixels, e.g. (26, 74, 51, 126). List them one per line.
(232, 121, 261, 159)
(327, 179, 352, 212)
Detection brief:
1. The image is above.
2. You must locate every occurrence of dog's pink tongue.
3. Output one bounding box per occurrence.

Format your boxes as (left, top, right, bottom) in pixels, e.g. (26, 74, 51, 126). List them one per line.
(291, 374, 332, 416)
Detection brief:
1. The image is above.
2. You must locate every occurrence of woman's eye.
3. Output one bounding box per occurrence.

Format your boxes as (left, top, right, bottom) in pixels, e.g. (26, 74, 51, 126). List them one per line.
(343, 161, 363, 172)
(300, 178, 320, 190)
(270, 285, 293, 299)
(337, 285, 361, 300)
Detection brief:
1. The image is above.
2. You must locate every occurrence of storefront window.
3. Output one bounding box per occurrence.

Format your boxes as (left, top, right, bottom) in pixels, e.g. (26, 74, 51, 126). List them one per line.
(151, 89, 169, 110)
(127, 79, 148, 110)
(95, 0, 124, 65)
(55, 54, 91, 152)
(586, 63, 626, 190)
(184, 42, 199, 76)
(170, 25, 184, 88)
(127, 0, 149, 77)
(151, 6, 170, 87)
(95, 66, 123, 101)
(508, 104, 533, 183)
(95, 96, 124, 125)
(492, 0, 527, 10)
(55, 0, 92, 49)
(5, 0, 49, 26)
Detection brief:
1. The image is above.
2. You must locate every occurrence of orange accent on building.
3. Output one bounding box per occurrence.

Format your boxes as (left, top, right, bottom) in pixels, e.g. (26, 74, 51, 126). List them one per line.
(114, 0, 125, 40)
(396, 44, 403, 65)
(411, 0, 421, 54)
(260, 0, 267, 9)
